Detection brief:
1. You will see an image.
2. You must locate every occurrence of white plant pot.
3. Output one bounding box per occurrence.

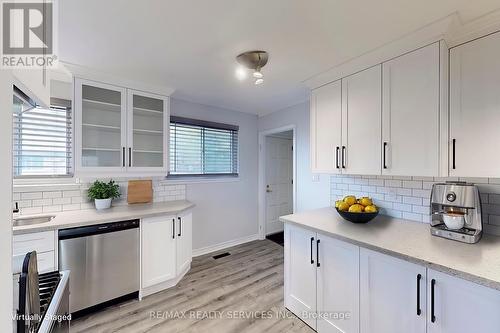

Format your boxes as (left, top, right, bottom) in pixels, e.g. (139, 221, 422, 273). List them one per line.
(95, 198, 112, 210)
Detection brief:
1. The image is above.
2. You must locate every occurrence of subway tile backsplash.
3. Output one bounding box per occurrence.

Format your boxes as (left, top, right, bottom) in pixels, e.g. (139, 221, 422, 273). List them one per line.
(330, 175, 500, 236)
(13, 179, 186, 215)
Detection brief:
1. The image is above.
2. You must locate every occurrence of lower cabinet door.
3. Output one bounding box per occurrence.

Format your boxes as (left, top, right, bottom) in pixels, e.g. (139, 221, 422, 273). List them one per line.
(284, 223, 317, 330)
(427, 269, 500, 333)
(317, 234, 359, 333)
(176, 211, 193, 275)
(360, 248, 426, 333)
(141, 215, 177, 288)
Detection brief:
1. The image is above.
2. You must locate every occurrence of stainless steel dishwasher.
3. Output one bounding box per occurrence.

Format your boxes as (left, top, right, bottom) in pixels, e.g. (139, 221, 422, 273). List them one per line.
(58, 219, 139, 314)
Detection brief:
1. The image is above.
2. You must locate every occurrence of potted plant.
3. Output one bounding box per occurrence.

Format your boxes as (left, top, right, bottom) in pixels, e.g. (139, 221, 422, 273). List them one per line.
(87, 180, 121, 210)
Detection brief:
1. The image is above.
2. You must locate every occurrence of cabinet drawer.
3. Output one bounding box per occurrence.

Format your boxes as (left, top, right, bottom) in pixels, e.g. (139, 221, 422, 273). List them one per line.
(13, 231, 55, 256)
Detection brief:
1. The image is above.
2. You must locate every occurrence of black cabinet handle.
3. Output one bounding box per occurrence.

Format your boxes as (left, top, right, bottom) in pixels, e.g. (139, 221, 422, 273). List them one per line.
(341, 146, 346, 169)
(128, 147, 132, 167)
(178, 217, 182, 237)
(310, 237, 314, 264)
(383, 142, 388, 169)
(452, 139, 456, 170)
(316, 239, 320, 267)
(431, 279, 436, 323)
(335, 147, 340, 169)
(416, 274, 422, 316)
(172, 219, 175, 239)
(122, 147, 125, 167)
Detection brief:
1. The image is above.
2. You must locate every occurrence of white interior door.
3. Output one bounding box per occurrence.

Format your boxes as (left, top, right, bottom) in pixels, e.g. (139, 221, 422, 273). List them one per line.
(342, 65, 382, 175)
(284, 223, 317, 330)
(317, 234, 360, 333)
(382, 42, 440, 176)
(360, 248, 426, 333)
(265, 135, 293, 235)
(310, 80, 342, 173)
(449, 31, 500, 177)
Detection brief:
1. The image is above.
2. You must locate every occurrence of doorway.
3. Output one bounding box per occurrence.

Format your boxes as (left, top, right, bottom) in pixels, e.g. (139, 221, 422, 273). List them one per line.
(258, 126, 296, 244)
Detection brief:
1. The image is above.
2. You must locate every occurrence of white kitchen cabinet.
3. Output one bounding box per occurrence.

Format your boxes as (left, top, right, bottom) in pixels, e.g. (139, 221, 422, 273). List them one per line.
(341, 65, 381, 175)
(310, 80, 342, 174)
(449, 31, 500, 177)
(75, 78, 169, 176)
(141, 215, 177, 288)
(360, 248, 426, 333)
(427, 269, 500, 333)
(176, 211, 192, 275)
(381, 42, 442, 177)
(317, 234, 359, 333)
(284, 223, 317, 329)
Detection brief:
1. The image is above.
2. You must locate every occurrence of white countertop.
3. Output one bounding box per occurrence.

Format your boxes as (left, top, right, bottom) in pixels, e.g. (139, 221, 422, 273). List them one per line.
(13, 200, 195, 235)
(280, 207, 500, 291)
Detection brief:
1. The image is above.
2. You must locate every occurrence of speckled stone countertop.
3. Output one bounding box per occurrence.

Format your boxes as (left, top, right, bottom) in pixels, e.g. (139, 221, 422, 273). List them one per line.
(13, 200, 194, 235)
(280, 207, 500, 291)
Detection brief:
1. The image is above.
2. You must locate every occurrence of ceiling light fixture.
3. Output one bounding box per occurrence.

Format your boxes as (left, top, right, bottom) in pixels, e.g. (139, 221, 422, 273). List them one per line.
(236, 50, 268, 85)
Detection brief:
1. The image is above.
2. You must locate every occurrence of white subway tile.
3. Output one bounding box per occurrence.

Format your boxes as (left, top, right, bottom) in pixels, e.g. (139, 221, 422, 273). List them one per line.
(413, 205, 430, 214)
(396, 188, 412, 196)
(412, 189, 431, 198)
(412, 176, 434, 181)
(369, 179, 384, 186)
(422, 181, 435, 190)
(81, 202, 94, 210)
(17, 200, 32, 208)
(21, 192, 43, 200)
(361, 185, 377, 193)
(370, 193, 385, 201)
(489, 215, 500, 226)
(393, 203, 412, 212)
(385, 179, 402, 187)
(32, 198, 52, 207)
(63, 190, 81, 198)
(403, 180, 422, 189)
(63, 203, 81, 211)
(488, 194, 500, 205)
(477, 184, 500, 194)
(403, 196, 422, 205)
(53, 197, 71, 205)
(342, 177, 355, 184)
(21, 207, 43, 215)
(403, 212, 422, 222)
(71, 197, 83, 204)
(459, 177, 489, 184)
(489, 178, 500, 184)
(376, 201, 393, 209)
(354, 178, 369, 185)
(348, 184, 362, 191)
(385, 195, 402, 203)
(13, 193, 21, 201)
(385, 209, 402, 218)
(43, 191, 62, 199)
(42, 205, 62, 213)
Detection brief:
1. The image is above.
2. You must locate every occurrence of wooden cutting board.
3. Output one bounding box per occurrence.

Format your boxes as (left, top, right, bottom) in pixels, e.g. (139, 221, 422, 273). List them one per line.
(127, 180, 153, 204)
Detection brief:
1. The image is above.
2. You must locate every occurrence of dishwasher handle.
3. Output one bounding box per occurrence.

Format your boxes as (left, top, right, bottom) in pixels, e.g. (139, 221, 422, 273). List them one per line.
(58, 219, 139, 240)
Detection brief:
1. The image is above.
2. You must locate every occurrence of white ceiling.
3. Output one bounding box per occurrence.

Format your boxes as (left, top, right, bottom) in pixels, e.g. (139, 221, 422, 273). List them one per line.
(59, 0, 500, 115)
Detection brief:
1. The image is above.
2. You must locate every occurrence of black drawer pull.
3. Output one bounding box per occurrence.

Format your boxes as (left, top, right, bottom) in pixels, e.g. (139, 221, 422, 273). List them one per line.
(341, 146, 346, 169)
(452, 139, 456, 170)
(336, 147, 340, 169)
(316, 239, 320, 267)
(431, 279, 436, 323)
(416, 274, 422, 316)
(383, 142, 388, 169)
(172, 219, 175, 239)
(310, 237, 314, 264)
(178, 217, 182, 237)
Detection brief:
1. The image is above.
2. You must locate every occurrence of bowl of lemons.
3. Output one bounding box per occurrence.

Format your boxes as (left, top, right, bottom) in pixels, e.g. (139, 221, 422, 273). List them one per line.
(334, 195, 379, 223)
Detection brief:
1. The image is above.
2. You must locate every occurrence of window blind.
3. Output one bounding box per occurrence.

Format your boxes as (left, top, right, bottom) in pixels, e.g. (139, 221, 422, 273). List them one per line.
(169, 116, 239, 176)
(13, 98, 72, 177)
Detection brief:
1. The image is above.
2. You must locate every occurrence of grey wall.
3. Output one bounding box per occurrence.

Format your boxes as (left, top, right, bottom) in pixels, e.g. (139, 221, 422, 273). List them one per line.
(170, 98, 259, 251)
(258, 102, 330, 212)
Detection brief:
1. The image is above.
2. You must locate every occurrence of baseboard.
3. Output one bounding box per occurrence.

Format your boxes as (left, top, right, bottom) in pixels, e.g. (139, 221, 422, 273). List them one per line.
(192, 234, 260, 257)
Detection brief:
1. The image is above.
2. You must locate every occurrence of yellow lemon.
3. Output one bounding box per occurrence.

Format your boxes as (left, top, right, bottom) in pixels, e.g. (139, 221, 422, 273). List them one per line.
(360, 197, 373, 207)
(348, 204, 364, 213)
(365, 205, 378, 213)
(343, 195, 357, 206)
(338, 202, 350, 212)
(335, 200, 343, 208)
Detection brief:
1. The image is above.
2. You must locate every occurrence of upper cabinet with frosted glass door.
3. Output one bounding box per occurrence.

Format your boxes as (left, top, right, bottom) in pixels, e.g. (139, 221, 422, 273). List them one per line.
(127, 90, 168, 173)
(74, 78, 169, 176)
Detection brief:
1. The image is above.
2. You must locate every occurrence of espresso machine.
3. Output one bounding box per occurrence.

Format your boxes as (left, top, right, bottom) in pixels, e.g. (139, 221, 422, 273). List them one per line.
(430, 181, 483, 243)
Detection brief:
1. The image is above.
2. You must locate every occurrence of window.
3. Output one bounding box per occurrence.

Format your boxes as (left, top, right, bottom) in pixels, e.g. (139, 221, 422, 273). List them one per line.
(169, 116, 238, 177)
(13, 98, 72, 178)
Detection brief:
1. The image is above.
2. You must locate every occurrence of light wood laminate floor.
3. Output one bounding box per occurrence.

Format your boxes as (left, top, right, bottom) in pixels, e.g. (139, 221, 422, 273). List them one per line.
(71, 239, 314, 333)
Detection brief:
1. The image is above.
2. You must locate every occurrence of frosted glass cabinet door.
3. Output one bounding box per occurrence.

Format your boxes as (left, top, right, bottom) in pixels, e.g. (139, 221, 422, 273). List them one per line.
(75, 79, 127, 171)
(127, 90, 169, 172)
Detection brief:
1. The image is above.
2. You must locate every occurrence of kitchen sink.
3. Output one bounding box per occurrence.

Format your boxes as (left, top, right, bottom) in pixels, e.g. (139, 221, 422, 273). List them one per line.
(13, 215, 56, 227)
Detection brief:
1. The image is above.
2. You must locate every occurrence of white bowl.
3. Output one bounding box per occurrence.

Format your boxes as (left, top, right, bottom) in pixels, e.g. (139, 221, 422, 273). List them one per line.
(443, 213, 465, 230)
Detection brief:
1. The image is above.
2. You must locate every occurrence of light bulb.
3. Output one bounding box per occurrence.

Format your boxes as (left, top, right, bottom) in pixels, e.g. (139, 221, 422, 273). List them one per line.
(235, 66, 248, 80)
(255, 78, 264, 85)
(253, 71, 263, 79)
